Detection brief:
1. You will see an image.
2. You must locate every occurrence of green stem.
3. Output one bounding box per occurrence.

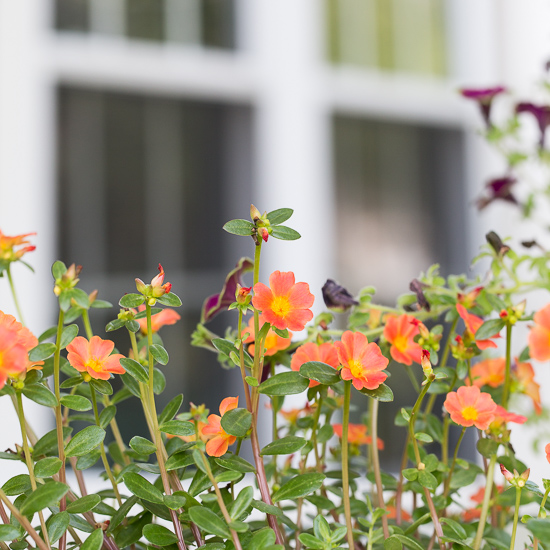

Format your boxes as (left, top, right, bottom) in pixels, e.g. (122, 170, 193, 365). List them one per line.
(533, 486, 550, 550)
(311, 393, 324, 472)
(404, 364, 420, 393)
(501, 324, 512, 408)
(89, 386, 123, 505)
(53, 309, 67, 550)
(198, 450, 243, 550)
(341, 381, 354, 549)
(7, 265, 25, 325)
(145, 304, 187, 550)
(15, 392, 51, 549)
(443, 427, 466, 499)
(509, 486, 522, 550)
(237, 311, 253, 413)
(473, 454, 497, 550)
(441, 417, 449, 466)
(81, 309, 94, 340)
(370, 398, 389, 538)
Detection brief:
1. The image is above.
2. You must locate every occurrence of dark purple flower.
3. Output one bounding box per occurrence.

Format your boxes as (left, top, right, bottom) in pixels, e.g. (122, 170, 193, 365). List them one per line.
(476, 176, 518, 210)
(460, 86, 506, 127)
(516, 102, 550, 148)
(201, 257, 254, 323)
(409, 279, 430, 311)
(322, 279, 358, 312)
(486, 231, 510, 256)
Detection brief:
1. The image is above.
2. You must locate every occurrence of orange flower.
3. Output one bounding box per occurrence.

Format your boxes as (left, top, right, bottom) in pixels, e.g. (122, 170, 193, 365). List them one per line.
(443, 385, 497, 430)
(456, 304, 500, 349)
(203, 396, 239, 457)
(0, 312, 28, 388)
(489, 405, 527, 429)
(290, 342, 339, 387)
(335, 331, 388, 391)
(545, 443, 550, 464)
(17, 326, 44, 372)
(528, 304, 550, 361)
(383, 314, 422, 365)
(513, 359, 542, 414)
(386, 505, 411, 522)
(135, 304, 181, 335)
(333, 423, 384, 450)
(66, 336, 126, 381)
(469, 358, 505, 388)
(242, 316, 292, 357)
(0, 231, 36, 263)
(252, 271, 314, 331)
(279, 402, 314, 424)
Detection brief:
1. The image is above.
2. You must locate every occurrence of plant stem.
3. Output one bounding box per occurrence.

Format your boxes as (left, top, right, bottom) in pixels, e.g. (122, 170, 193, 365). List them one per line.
(198, 450, 243, 550)
(404, 364, 420, 393)
(53, 309, 67, 550)
(311, 392, 324, 472)
(408, 376, 446, 550)
(509, 486, 522, 550)
(341, 381, 354, 549)
(89, 386, 123, 505)
(533, 486, 550, 550)
(443, 427, 466, 499)
(81, 309, 93, 340)
(15, 392, 50, 549)
(145, 303, 187, 550)
(473, 453, 497, 550)
(237, 310, 253, 413)
(7, 265, 25, 325)
(395, 431, 411, 525)
(501, 324, 512, 408)
(370, 398, 389, 538)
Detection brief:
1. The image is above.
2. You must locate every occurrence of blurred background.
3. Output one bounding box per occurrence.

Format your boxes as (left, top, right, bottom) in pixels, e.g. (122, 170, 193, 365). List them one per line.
(1, 0, 550, 478)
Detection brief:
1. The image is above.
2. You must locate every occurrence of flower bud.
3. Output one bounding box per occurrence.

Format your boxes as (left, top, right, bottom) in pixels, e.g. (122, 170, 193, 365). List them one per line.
(500, 464, 514, 482)
(258, 227, 269, 242)
(421, 350, 433, 378)
(250, 204, 262, 222)
(235, 284, 252, 305)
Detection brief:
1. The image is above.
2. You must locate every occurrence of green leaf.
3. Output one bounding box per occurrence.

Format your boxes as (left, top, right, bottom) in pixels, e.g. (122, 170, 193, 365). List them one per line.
(129, 436, 157, 456)
(163, 494, 187, 510)
(143, 524, 179, 546)
(188, 506, 231, 538)
(359, 383, 394, 402)
(415, 432, 433, 443)
(229, 486, 253, 520)
(440, 517, 467, 539)
(34, 457, 63, 478)
(261, 436, 307, 456)
(81, 528, 104, 550)
(123, 472, 164, 504)
(2, 475, 31, 496)
(299, 362, 340, 385)
(60, 395, 91, 411)
(91, 299, 112, 309)
(259, 371, 309, 396)
(245, 376, 258, 387)
(20, 481, 69, 515)
(417, 470, 438, 492)
(60, 376, 83, 389)
(267, 208, 293, 225)
(223, 219, 254, 236)
(159, 394, 183, 425)
(384, 537, 403, 550)
(249, 528, 277, 550)
(298, 533, 325, 549)
(70, 288, 91, 309)
(401, 408, 411, 422)
(156, 292, 182, 307)
(106, 495, 139, 534)
(212, 338, 253, 368)
(105, 319, 125, 332)
(477, 437, 499, 458)
(0, 525, 22, 542)
(125, 322, 140, 334)
(527, 518, 550, 543)
(221, 408, 252, 437)
(317, 424, 334, 443)
(387, 534, 425, 550)
(313, 514, 331, 541)
(89, 378, 113, 396)
(98, 405, 116, 429)
(120, 357, 149, 383)
(22, 384, 58, 408)
(475, 318, 505, 340)
(66, 494, 101, 514)
(65, 426, 106, 457)
(150, 344, 169, 365)
(214, 454, 256, 474)
(272, 473, 325, 503)
(159, 420, 195, 437)
(270, 225, 301, 240)
(165, 452, 194, 471)
(119, 293, 145, 308)
(251, 499, 283, 517)
(59, 325, 79, 349)
(34, 427, 72, 456)
(52, 260, 67, 279)
(28, 343, 57, 362)
(46, 512, 70, 544)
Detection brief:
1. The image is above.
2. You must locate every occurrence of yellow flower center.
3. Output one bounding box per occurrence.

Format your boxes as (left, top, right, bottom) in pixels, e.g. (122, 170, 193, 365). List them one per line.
(271, 295, 292, 318)
(461, 406, 478, 421)
(393, 334, 409, 353)
(85, 356, 104, 373)
(348, 359, 365, 379)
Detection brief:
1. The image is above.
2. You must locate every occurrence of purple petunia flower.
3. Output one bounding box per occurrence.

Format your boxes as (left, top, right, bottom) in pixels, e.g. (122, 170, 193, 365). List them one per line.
(322, 279, 358, 312)
(516, 102, 550, 148)
(460, 86, 506, 128)
(476, 176, 518, 210)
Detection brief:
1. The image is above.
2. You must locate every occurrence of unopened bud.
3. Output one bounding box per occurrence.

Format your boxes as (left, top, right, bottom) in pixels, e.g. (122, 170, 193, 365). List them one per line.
(89, 289, 98, 305)
(500, 464, 514, 482)
(235, 284, 252, 305)
(250, 204, 261, 222)
(421, 350, 432, 377)
(258, 227, 269, 242)
(418, 462, 425, 471)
